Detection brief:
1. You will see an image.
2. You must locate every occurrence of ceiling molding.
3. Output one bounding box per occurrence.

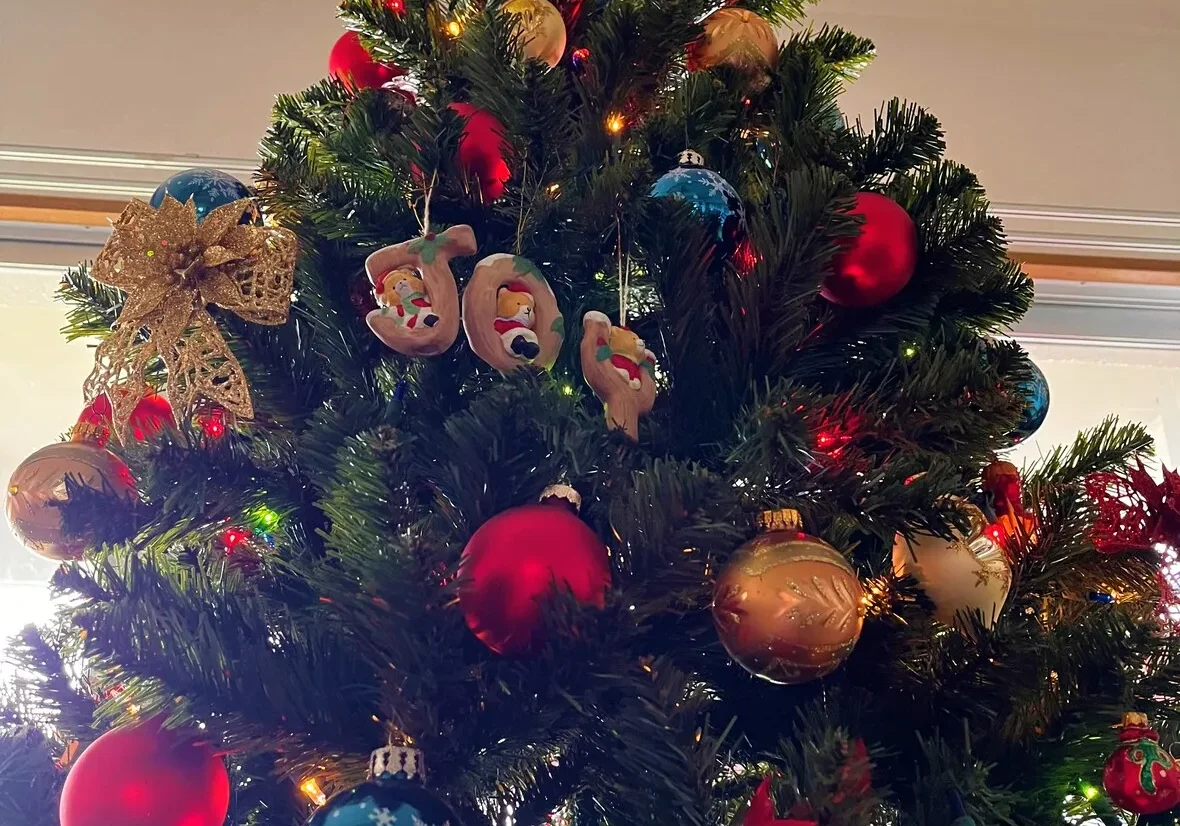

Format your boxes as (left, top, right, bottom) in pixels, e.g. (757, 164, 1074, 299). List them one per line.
(993, 203, 1180, 262)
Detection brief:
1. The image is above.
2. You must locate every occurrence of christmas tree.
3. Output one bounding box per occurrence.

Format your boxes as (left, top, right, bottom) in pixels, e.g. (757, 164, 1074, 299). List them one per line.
(3, 0, 1178, 824)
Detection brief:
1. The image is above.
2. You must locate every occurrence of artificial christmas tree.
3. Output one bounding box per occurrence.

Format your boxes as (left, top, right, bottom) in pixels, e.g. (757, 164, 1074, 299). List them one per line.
(2, 1, 1177, 825)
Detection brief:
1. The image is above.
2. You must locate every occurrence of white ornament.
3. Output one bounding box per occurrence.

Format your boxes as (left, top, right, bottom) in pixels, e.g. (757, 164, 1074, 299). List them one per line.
(892, 502, 1011, 632)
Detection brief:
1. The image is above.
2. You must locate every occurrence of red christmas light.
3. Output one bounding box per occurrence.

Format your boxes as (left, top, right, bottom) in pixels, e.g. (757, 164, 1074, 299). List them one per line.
(385, 0, 405, 12)
(221, 527, 252, 554)
(198, 408, 227, 439)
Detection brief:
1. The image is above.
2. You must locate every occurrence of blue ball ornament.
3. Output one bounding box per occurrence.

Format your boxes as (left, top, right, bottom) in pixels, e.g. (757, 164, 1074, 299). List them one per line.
(650, 150, 746, 246)
(1010, 359, 1050, 442)
(150, 168, 256, 223)
(307, 747, 461, 826)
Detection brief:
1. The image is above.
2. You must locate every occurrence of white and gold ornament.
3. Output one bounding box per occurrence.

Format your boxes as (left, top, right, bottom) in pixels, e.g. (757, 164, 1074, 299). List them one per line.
(503, 0, 567, 69)
(892, 502, 1012, 631)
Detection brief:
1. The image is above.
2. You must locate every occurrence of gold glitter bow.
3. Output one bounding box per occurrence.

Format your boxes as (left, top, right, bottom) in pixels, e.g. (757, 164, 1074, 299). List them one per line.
(84, 195, 297, 438)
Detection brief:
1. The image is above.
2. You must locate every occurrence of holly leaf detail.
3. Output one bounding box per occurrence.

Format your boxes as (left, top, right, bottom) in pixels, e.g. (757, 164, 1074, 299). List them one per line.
(550, 315, 565, 338)
(595, 344, 612, 362)
(512, 256, 546, 282)
(408, 235, 443, 265)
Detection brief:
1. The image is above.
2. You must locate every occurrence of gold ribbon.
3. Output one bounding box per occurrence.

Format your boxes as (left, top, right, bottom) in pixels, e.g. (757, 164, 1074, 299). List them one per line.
(84, 195, 297, 438)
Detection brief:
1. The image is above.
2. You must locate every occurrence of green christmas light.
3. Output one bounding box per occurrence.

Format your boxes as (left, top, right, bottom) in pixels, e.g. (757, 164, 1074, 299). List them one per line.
(249, 505, 282, 532)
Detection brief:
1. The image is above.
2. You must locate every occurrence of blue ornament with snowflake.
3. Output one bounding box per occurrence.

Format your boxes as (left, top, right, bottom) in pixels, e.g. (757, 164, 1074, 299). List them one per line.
(1009, 358, 1050, 443)
(150, 168, 258, 223)
(649, 150, 746, 247)
(307, 746, 462, 826)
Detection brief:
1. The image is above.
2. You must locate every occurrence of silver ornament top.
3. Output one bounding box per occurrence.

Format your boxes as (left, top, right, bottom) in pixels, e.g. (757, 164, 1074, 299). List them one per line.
(370, 745, 425, 781)
(677, 149, 705, 168)
(540, 484, 582, 511)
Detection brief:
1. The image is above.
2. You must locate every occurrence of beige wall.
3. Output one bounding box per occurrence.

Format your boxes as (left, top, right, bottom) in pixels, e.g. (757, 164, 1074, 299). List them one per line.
(0, 0, 1177, 226)
(810, 0, 1180, 215)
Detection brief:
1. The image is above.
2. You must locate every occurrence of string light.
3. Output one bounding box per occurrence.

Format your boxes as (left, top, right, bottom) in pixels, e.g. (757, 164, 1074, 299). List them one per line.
(547, 182, 561, 195)
(385, 0, 405, 12)
(300, 777, 328, 807)
(198, 408, 227, 439)
(445, 19, 463, 37)
(222, 526, 253, 554)
(249, 504, 282, 533)
(1079, 781, 1101, 801)
(605, 113, 626, 134)
(902, 343, 918, 358)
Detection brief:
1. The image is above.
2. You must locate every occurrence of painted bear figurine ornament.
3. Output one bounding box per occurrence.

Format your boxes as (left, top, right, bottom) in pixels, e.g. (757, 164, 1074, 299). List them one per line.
(366, 225, 478, 357)
(462, 254, 564, 371)
(580, 311, 656, 440)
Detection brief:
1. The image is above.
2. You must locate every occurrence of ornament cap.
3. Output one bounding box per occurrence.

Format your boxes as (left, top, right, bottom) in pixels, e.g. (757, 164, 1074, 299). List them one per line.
(370, 745, 425, 782)
(677, 149, 705, 168)
(757, 508, 802, 532)
(540, 484, 581, 511)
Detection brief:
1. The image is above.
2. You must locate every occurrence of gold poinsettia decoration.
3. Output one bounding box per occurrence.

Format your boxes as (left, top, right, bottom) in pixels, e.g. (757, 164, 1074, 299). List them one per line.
(84, 195, 297, 438)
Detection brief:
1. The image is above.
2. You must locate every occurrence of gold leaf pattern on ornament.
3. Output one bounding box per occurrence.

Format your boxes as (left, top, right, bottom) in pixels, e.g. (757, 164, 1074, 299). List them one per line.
(774, 575, 859, 631)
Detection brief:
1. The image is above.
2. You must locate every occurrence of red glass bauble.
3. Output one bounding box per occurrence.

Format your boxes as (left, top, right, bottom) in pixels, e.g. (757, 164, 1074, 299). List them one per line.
(450, 102, 512, 203)
(1103, 713, 1180, 815)
(329, 31, 405, 92)
(60, 719, 230, 826)
(458, 501, 610, 655)
(821, 192, 918, 308)
(73, 393, 173, 446)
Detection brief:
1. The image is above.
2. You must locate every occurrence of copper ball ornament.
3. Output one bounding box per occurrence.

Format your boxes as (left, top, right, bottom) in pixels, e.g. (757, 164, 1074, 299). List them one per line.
(503, 0, 567, 69)
(6, 442, 137, 560)
(712, 509, 865, 684)
(688, 9, 777, 78)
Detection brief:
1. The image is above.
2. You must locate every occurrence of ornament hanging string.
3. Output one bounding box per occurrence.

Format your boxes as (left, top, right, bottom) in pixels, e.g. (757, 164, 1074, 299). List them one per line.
(615, 207, 631, 327)
(415, 170, 439, 236)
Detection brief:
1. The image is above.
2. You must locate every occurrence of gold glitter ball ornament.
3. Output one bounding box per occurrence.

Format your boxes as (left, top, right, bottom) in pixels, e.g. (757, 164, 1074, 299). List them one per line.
(892, 501, 1012, 632)
(712, 509, 865, 684)
(6, 442, 137, 560)
(503, 0, 567, 69)
(688, 8, 777, 78)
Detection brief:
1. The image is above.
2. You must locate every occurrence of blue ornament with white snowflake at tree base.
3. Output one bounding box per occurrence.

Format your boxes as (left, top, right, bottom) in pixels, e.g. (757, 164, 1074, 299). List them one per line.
(650, 150, 746, 249)
(150, 168, 259, 224)
(306, 746, 462, 826)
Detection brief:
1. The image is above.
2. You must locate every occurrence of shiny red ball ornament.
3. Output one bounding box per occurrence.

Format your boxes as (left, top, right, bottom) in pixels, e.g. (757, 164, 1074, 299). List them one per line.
(1103, 712, 1180, 815)
(73, 393, 173, 446)
(458, 494, 610, 655)
(329, 31, 405, 92)
(450, 102, 512, 203)
(821, 192, 918, 308)
(60, 719, 230, 826)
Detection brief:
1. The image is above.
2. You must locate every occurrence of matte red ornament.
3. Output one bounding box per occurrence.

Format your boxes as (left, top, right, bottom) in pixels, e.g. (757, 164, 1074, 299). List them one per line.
(821, 192, 918, 308)
(458, 498, 610, 655)
(1103, 712, 1180, 815)
(450, 102, 512, 203)
(73, 393, 172, 446)
(60, 719, 230, 826)
(329, 31, 405, 92)
(744, 777, 817, 826)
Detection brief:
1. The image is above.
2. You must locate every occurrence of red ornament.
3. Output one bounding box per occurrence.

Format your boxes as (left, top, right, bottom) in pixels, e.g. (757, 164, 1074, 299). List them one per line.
(450, 102, 512, 203)
(821, 193, 918, 308)
(458, 494, 610, 655)
(982, 459, 1024, 518)
(744, 777, 817, 826)
(1087, 460, 1180, 555)
(329, 31, 405, 92)
(1103, 712, 1180, 815)
(59, 719, 230, 826)
(74, 393, 173, 446)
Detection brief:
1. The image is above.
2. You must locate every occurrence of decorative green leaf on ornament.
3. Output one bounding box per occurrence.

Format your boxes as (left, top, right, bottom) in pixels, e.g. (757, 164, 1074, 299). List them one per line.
(595, 344, 612, 362)
(1128, 741, 1175, 793)
(640, 358, 655, 374)
(512, 256, 546, 283)
(550, 315, 565, 338)
(408, 234, 444, 265)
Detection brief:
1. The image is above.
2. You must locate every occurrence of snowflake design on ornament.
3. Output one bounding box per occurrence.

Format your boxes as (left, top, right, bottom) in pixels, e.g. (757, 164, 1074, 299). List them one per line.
(370, 807, 397, 826)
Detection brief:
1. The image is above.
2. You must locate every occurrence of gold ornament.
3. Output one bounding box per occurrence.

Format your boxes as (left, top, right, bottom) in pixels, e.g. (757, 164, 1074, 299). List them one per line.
(6, 442, 137, 560)
(84, 196, 297, 440)
(504, 0, 567, 69)
(689, 8, 777, 77)
(712, 509, 865, 684)
(892, 501, 1012, 631)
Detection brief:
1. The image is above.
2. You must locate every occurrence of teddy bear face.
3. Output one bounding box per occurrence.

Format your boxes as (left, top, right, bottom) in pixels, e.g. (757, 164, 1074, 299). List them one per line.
(376, 267, 425, 307)
(496, 285, 536, 327)
(608, 325, 646, 363)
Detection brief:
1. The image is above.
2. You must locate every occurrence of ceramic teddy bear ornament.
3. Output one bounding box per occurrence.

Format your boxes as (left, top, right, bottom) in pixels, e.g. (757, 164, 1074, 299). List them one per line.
(462, 253, 564, 372)
(366, 225, 478, 357)
(580, 311, 657, 441)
